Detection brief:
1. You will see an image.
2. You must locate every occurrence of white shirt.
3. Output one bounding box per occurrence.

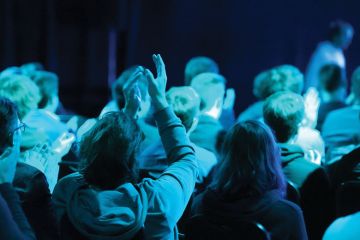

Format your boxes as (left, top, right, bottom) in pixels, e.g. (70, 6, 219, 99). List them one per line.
(323, 211, 360, 240)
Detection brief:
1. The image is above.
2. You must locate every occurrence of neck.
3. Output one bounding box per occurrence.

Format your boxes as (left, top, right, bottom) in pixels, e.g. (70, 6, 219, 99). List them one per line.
(320, 89, 345, 103)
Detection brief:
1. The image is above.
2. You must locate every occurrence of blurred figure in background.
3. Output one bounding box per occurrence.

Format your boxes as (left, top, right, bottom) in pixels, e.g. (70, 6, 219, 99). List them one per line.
(305, 20, 354, 91)
(316, 64, 347, 131)
(237, 64, 304, 122)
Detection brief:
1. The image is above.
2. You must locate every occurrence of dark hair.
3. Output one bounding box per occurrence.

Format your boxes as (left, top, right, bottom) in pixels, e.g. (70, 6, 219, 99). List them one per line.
(79, 111, 143, 190)
(112, 66, 148, 110)
(263, 91, 304, 143)
(328, 20, 354, 43)
(319, 64, 345, 92)
(0, 97, 19, 154)
(184, 56, 219, 86)
(29, 71, 59, 108)
(212, 120, 285, 199)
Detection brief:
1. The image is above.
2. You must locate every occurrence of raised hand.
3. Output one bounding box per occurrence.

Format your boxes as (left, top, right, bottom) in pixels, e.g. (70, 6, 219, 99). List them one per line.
(223, 88, 236, 110)
(144, 54, 169, 111)
(123, 67, 143, 118)
(303, 87, 320, 128)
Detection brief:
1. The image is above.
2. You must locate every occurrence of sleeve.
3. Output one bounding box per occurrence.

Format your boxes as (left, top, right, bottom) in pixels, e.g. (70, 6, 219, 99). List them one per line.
(143, 107, 198, 238)
(21, 171, 59, 239)
(0, 183, 36, 240)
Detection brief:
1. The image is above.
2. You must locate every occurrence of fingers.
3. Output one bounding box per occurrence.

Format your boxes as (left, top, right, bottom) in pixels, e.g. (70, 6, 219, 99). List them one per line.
(152, 54, 166, 80)
(144, 69, 155, 84)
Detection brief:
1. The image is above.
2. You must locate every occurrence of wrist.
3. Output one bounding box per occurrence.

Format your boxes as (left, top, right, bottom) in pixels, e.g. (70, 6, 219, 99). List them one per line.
(152, 98, 169, 112)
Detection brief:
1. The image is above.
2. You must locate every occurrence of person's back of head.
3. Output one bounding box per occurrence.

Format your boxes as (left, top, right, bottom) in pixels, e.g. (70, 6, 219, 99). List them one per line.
(184, 56, 219, 86)
(213, 120, 285, 198)
(351, 66, 360, 103)
(190, 73, 226, 117)
(166, 86, 200, 132)
(29, 70, 59, 111)
(254, 65, 304, 100)
(327, 20, 354, 49)
(20, 62, 45, 75)
(79, 111, 143, 190)
(0, 97, 19, 155)
(263, 91, 305, 143)
(0, 74, 40, 119)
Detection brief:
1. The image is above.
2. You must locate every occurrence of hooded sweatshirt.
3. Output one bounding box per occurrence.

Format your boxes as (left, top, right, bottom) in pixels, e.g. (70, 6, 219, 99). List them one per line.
(191, 188, 307, 240)
(53, 108, 198, 240)
(279, 143, 333, 240)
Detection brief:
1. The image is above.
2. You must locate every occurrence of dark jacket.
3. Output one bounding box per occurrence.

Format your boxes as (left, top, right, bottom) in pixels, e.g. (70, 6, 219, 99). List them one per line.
(13, 162, 58, 240)
(0, 183, 36, 240)
(280, 143, 333, 240)
(191, 188, 307, 240)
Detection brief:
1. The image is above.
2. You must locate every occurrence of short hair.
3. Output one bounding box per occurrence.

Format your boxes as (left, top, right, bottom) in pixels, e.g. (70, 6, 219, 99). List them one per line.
(166, 86, 200, 131)
(319, 64, 345, 92)
(190, 72, 226, 110)
(212, 120, 285, 198)
(328, 20, 354, 42)
(20, 62, 45, 74)
(0, 97, 19, 154)
(79, 111, 143, 190)
(254, 65, 304, 100)
(351, 66, 360, 99)
(184, 56, 219, 85)
(263, 91, 305, 143)
(112, 66, 148, 110)
(29, 71, 59, 108)
(0, 75, 40, 119)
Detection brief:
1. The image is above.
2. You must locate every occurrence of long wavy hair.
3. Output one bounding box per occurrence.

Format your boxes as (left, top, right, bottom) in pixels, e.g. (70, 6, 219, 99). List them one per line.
(212, 120, 285, 199)
(79, 111, 143, 190)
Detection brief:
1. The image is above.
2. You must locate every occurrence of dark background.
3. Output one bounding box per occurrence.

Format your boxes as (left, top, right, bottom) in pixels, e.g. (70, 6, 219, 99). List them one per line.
(0, 0, 359, 117)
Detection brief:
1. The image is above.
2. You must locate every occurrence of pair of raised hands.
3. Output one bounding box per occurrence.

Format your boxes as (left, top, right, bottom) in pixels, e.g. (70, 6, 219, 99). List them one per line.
(123, 54, 168, 118)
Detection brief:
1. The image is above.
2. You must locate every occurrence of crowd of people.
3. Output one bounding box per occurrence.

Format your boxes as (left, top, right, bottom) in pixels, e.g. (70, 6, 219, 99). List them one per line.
(0, 20, 359, 240)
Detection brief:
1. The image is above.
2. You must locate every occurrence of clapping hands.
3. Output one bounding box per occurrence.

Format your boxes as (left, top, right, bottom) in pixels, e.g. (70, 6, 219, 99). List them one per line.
(144, 54, 169, 111)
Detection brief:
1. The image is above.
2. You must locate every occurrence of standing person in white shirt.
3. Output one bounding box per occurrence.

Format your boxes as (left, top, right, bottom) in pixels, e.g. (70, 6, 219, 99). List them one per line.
(305, 20, 354, 91)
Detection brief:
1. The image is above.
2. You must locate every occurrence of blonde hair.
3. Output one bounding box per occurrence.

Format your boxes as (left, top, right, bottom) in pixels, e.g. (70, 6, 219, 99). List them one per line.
(0, 74, 40, 119)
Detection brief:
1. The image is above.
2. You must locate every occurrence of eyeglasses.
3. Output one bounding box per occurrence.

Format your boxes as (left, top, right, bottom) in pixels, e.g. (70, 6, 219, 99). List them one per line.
(9, 122, 26, 137)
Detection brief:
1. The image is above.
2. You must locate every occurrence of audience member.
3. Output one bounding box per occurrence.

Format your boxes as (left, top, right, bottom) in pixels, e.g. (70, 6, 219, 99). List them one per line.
(0, 97, 36, 240)
(184, 56, 219, 86)
(322, 66, 360, 163)
(0, 74, 74, 192)
(237, 64, 304, 122)
(190, 72, 226, 153)
(305, 20, 353, 90)
(317, 64, 347, 131)
(263, 91, 333, 239)
(52, 54, 198, 240)
(138, 86, 217, 186)
(184, 56, 236, 130)
(191, 120, 307, 240)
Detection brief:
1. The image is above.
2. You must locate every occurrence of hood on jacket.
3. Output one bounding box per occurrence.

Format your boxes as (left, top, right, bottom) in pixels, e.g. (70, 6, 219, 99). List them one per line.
(200, 188, 282, 219)
(279, 143, 304, 167)
(64, 174, 148, 240)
